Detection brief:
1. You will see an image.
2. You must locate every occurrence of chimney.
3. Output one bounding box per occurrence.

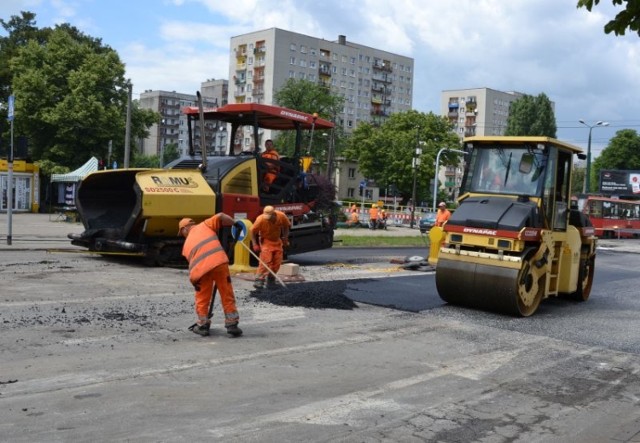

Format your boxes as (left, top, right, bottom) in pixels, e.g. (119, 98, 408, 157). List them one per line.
(338, 35, 346, 45)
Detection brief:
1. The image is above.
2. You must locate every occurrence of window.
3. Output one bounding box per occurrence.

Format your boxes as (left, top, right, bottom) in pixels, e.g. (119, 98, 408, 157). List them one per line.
(348, 188, 354, 198)
(248, 57, 253, 65)
(290, 56, 296, 65)
(298, 72, 306, 79)
(290, 43, 296, 51)
(299, 59, 307, 67)
(348, 168, 356, 178)
(289, 70, 295, 78)
(350, 56, 356, 64)
(300, 45, 307, 53)
(310, 48, 317, 56)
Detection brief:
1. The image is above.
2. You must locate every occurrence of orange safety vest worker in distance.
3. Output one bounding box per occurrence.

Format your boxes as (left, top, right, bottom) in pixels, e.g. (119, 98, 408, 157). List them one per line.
(435, 203, 451, 227)
(179, 214, 240, 331)
(369, 206, 379, 221)
(251, 206, 291, 287)
(261, 139, 280, 189)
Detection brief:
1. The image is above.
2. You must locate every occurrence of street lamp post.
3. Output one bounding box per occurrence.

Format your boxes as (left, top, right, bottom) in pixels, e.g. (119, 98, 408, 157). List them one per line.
(579, 119, 609, 194)
(433, 148, 468, 212)
(410, 134, 424, 228)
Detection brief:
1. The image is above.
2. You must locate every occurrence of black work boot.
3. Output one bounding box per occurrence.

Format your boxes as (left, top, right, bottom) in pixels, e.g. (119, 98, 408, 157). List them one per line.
(191, 323, 210, 337)
(266, 276, 277, 289)
(253, 279, 265, 289)
(226, 324, 243, 337)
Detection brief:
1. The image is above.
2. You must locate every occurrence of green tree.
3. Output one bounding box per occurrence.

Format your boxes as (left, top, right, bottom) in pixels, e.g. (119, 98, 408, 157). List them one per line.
(2, 11, 158, 172)
(505, 93, 557, 137)
(0, 11, 48, 136)
(273, 78, 344, 163)
(344, 110, 461, 205)
(577, 0, 640, 37)
(591, 129, 640, 191)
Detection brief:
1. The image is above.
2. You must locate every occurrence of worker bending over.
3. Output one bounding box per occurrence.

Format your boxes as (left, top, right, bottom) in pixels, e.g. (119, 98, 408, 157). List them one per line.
(178, 215, 242, 337)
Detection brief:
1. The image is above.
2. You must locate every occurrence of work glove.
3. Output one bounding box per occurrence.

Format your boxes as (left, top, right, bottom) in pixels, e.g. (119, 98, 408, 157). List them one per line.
(282, 238, 290, 248)
(192, 281, 201, 291)
(252, 244, 261, 253)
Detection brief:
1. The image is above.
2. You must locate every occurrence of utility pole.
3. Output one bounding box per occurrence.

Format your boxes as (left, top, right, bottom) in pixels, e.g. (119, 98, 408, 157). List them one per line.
(410, 127, 423, 229)
(124, 82, 132, 168)
(6, 94, 15, 245)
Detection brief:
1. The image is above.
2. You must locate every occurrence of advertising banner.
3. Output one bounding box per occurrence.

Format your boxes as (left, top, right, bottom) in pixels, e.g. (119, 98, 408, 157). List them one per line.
(600, 170, 640, 195)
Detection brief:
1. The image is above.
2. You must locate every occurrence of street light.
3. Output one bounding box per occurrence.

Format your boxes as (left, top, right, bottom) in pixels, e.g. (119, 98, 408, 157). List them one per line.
(578, 119, 609, 194)
(410, 141, 425, 228)
(433, 147, 468, 212)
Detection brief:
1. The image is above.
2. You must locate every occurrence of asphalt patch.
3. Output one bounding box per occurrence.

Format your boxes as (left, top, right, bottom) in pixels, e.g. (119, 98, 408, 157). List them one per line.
(250, 280, 358, 310)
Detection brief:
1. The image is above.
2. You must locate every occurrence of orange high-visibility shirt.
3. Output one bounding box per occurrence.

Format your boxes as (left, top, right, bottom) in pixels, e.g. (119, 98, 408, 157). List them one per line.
(251, 210, 291, 251)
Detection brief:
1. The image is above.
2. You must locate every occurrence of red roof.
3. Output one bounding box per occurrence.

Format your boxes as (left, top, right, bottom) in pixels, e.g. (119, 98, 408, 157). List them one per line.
(181, 103, 334, 130)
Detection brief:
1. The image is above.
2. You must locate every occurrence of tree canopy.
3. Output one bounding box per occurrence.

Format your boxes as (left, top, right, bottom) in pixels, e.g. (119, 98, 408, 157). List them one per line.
(504, 93, 557, 137)
(1, 11, 158, 174)
(591, 129, 640, 191)
(577, 0, 640, 37)
(273, 78, 345, 163)
(344, 110, 461, 205)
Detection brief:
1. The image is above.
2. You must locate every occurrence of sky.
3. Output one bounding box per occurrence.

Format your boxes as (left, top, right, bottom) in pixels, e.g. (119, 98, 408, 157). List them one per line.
(2, 0, 640, 159)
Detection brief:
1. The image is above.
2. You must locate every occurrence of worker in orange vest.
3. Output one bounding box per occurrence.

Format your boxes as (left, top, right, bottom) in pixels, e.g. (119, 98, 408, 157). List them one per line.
(435, 202, 451, 227)
(261, 139, 280, 191)
(348, 210, 360, 226)
(251, 205, 291, 289)
(368, 204, 379, 229)
(178, 214, 242, 337)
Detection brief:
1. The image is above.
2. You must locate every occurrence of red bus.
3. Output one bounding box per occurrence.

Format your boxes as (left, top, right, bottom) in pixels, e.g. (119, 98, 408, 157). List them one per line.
(575, 195, 640, 238)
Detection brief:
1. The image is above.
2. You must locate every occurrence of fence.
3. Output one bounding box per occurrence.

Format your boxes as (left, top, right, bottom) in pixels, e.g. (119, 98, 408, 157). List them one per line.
(341, 203, 431, 226)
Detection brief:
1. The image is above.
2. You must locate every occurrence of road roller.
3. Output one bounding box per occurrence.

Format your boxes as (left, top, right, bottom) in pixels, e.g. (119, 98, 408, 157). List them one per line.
(428, 136, 597, 316)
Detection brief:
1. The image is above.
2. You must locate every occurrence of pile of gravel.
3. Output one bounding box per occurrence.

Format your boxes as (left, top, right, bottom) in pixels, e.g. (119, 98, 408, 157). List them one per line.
(250, 280, 357, 310)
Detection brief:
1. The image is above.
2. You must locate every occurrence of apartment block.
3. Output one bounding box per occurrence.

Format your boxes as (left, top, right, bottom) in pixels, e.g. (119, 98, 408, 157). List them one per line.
(229, 28, 414, 150)
(138, 79, 228, 159)
(439, 87, 536, 202)
(440, 87, 529, 138)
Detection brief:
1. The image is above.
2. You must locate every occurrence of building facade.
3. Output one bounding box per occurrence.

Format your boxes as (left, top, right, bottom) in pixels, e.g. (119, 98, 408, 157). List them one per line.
(229, 28, 414, 150)
(439, 87, 538, 203)
(138, 79, 229, 159)
(441, 87, 527, 138)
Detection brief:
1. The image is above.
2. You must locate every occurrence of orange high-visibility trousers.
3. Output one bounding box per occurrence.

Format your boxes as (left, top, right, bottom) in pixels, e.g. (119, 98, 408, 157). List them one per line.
(194, 264, 239, 326)
(256, 248, 283, 281)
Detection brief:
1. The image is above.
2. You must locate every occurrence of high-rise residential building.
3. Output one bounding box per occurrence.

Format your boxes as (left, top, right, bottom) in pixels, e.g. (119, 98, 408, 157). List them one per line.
(138, 79, 228, 160)
(439, 87, 550, 203)
(229, 28, 414, 150)
(441, 87, 528, 138)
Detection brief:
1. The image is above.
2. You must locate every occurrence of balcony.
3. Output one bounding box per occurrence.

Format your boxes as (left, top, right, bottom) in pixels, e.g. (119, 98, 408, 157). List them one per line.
(373, 59, 392, 72)
(448, 111, 459, 118)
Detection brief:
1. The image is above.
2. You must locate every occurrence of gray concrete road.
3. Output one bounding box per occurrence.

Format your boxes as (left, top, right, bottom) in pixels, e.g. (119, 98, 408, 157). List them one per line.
(2, 213, 640, 442)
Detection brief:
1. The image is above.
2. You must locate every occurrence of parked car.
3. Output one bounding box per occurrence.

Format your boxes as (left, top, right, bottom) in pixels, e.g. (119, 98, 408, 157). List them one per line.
(419, 212, 437, 233)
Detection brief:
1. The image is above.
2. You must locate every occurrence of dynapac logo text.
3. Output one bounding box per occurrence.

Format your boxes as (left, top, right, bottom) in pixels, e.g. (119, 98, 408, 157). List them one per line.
(462, 227, 497, 235)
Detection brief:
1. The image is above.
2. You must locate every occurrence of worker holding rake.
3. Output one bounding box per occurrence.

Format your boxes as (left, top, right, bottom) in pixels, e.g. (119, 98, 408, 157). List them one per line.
(251, 205, 291, 289)
(178, 214, 242, 337)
